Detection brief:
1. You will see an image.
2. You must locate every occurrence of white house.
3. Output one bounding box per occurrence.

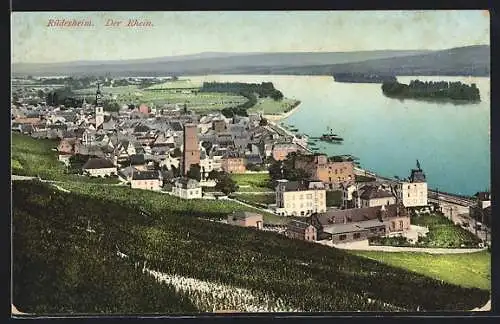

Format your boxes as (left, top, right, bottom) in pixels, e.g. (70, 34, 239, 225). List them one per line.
(171, 178, 202, 199)
(273, 179, 327, 217)
(352, 183, 396, 208)
(131, 170, 162, 191)
(396, 161, 428, 208)
(82, 158, 117, 177)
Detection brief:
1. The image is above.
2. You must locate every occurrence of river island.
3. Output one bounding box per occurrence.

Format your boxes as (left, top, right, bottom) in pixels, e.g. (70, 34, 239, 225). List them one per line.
(381, 79, 481, 102)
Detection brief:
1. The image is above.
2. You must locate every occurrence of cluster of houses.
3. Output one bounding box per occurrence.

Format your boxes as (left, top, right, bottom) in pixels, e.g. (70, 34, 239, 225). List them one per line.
(12, 85, 308, 199)
(222, 156, 430, 246)
(277, 161, 429, 244)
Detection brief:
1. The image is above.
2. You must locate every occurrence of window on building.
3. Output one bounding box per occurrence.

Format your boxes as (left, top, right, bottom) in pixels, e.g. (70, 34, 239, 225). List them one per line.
(408, 193, 410, 198)
(339, 235, 347, 241)
(391, 221, 395, 229)
(353, 233, 361, 239)
(335, 169, 338, 174)
(399, 220, 404, 229)
(408, 185, 410, 189)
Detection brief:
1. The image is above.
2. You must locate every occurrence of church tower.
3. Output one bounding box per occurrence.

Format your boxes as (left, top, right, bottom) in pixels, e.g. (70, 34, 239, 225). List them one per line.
(95, 83, 104, 129)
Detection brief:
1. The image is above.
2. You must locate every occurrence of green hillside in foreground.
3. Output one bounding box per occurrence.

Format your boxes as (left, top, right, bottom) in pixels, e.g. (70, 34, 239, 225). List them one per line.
(12, 181, 489, 313)
(350, 251, 490, 291)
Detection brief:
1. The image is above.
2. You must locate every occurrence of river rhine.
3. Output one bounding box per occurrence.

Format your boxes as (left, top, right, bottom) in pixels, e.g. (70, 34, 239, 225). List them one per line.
(189, 75, 490, 196)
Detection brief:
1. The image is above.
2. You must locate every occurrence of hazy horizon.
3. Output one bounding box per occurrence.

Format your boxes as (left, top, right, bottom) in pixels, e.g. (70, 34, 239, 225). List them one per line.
(11, 11, 490, 64)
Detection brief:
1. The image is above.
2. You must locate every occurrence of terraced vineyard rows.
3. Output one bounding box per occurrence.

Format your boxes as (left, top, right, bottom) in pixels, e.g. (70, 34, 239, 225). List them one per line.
(12, 181, 490, 313)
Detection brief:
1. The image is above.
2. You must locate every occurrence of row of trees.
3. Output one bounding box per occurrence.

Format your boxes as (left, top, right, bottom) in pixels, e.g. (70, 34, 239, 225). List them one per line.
(381, 80, 481, 101)
(12, 181, 490, 313)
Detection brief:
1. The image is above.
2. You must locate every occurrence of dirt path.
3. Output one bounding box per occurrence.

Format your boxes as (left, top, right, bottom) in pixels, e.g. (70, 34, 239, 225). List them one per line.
(319, 239, 487, 254)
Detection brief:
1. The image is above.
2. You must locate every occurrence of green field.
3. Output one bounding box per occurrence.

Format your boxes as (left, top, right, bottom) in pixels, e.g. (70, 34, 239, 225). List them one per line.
(230, 173, 272, 192)
(145, 79, 202, 90)
(11, 133, 119, 184)
(411, 213, 482, 248)
(72, 80, 297, 114)
(248, 98, 299, 115)
(13, 180, 490, 313)
(74, 84, 247, 111)
(350, 250, 491, 291)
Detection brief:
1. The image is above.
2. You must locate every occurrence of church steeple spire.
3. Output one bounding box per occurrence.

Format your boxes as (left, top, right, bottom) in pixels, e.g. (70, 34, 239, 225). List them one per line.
(96, 82, 103, 106)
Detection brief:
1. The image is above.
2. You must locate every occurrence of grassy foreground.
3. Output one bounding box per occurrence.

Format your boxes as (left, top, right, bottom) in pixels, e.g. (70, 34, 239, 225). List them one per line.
(13, 180, 490, 312)
(349, 250, 490, 291)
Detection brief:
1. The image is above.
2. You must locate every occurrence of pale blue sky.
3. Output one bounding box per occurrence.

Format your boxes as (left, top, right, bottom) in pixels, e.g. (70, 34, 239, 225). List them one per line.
(11, 11, 490, 63)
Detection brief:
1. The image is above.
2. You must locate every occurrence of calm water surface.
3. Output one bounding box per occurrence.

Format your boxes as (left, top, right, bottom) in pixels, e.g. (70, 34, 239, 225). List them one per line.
(189, 75, 490, 196)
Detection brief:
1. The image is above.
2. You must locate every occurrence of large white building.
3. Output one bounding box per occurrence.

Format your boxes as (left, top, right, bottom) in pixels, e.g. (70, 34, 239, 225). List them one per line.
(274, 179, 327, 217)
(396, 161, 428, 208)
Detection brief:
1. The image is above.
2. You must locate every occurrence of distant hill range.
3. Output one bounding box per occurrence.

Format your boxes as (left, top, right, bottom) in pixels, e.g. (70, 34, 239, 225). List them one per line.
(12, 45, 489, 77)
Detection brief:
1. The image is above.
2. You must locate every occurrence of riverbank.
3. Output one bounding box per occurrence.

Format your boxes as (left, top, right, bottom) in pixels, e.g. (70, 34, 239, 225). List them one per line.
(263, 100, 302, 121)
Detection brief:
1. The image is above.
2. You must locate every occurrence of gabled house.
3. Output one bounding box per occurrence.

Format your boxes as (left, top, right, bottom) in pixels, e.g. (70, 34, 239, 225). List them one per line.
(131, 170, 162, 191)
(294, 154, 355, 189)
(272, 142, 298, 161)
(82, 158, 117, 177)
(354, 184, 396, 208)
(171, 178, 202, 199)
(274, 179, 327, 217)
(308, 203, 410, 243)
(285, 220, 317, 241)
(227, 211, 264, 229)
(221, 151, 246, 174)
